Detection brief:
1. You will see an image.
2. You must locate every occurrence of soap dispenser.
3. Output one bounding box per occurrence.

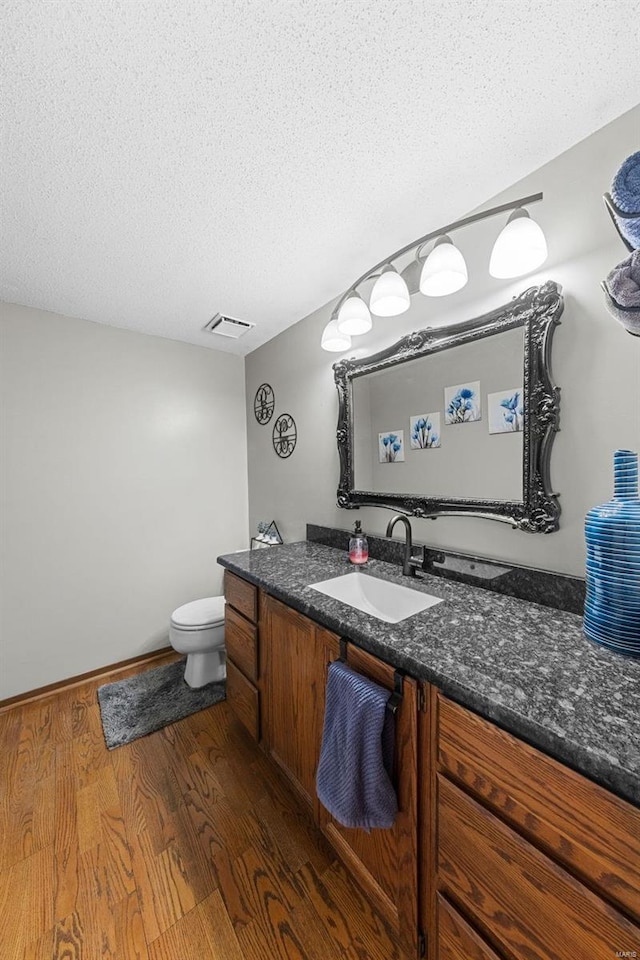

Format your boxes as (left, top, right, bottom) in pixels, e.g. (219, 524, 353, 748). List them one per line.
(349, 520, 369, 565)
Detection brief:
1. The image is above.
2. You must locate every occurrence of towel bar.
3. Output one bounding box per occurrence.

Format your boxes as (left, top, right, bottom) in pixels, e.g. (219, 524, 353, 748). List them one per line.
(386, 670, 404, 716)
(604, 193, 636, 254)
(334, 639, 404, 715)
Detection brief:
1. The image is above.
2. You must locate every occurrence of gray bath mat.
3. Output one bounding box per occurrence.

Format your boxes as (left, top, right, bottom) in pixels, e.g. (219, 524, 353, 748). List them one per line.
(97, 657, 226, 749)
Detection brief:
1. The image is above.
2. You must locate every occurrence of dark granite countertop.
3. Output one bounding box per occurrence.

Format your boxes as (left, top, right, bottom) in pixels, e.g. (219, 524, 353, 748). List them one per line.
(217, 541, 640, 807)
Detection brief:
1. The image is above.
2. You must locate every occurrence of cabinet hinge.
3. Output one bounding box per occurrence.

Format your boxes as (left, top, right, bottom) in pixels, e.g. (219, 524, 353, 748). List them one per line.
(418, 930, 427, 958)
(418, 685, 428, 713)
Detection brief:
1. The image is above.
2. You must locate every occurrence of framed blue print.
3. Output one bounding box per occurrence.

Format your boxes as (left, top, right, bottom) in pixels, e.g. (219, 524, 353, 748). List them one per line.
(489, 387, 524, 433)
(378, 430, 405, 463)
(444, 381, 481, 424)
(410, 413, 441, 449)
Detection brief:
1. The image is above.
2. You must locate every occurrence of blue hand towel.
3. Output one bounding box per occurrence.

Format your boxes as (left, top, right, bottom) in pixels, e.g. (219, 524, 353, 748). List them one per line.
(316, 660, 398, 830)
(611, 151, 640, 249)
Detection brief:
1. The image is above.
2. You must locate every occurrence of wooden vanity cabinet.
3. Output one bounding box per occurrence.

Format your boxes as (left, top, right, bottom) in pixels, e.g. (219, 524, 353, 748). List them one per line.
(224, 570, 261, 740)
(224, 569, 640, 960)
(260, 592, 419, 956)
(260, 593, 340, 814)
(318, 643, 420, 957)
(436, 895, 503, 960)
(428, 693, 640, 960)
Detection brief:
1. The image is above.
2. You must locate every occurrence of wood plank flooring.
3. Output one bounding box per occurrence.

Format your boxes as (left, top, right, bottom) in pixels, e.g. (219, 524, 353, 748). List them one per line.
(0, 661, 408, 959)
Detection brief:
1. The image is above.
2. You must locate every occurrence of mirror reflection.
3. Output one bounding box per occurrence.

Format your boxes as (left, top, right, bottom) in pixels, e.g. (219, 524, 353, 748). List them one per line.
(352, 326, 524, 502)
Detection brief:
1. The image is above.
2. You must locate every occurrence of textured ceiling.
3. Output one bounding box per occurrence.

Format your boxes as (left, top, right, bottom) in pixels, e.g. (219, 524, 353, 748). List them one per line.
(1, 1, 639, 356)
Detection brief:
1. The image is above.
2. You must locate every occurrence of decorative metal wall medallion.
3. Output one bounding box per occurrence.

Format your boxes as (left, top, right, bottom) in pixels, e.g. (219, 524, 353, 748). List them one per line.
(254, 383, 275, 424)
(272, 413, 297, 459)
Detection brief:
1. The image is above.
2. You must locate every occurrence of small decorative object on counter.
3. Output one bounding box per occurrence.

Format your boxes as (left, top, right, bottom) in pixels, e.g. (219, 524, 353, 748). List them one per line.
(251, 520, 283, 550)
(584, 449, 640, 656)
(349, 520, 369, 565)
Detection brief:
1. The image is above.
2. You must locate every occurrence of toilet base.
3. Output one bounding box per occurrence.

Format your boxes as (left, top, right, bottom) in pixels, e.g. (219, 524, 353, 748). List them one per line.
(183, 650, 226, 688)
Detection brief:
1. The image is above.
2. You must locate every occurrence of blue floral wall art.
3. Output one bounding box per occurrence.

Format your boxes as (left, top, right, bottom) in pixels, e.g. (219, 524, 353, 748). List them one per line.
(488, 387, 524, 434)
(444, 381, 481, 425)
(378, 430, 405, 463)
(409, 413, 441, 449)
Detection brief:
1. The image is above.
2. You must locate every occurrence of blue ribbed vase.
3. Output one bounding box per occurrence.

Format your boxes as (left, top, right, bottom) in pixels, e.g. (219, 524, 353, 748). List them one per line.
(584, 449, 640, 655)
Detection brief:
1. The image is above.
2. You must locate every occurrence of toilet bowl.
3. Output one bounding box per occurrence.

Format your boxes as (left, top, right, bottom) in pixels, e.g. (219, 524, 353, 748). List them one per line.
(169, 596, 226, 688)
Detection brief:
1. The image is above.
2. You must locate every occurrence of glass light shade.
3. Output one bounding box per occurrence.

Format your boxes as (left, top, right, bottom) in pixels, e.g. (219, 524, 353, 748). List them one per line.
(419, 235, 468, 296)
(369, 265, 410, 317)
(489, 208, 548, 279)
(336, 293, 372, 335)
(321, 317, 352, 352)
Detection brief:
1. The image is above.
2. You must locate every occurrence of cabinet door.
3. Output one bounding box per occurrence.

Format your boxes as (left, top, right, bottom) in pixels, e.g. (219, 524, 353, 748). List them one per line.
(226, 659, 260, 741)
(318, 644, 419, 956)
(224, 569, 258, 622)
(437, 895, 505, 960)
(225, 604, 258, 681)
(438, 776, 640, 960)
(438, 694, 640, 924)
(262, 594, 339, 812)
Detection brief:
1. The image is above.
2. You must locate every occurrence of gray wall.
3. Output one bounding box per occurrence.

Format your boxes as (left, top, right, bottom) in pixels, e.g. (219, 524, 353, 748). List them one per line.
(354, 327, 523, 501)
(245, 105, 640, 577)
(0, 304, 249, 698)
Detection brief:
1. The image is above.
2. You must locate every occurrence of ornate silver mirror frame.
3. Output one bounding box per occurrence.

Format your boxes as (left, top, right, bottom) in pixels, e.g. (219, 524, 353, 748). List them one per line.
(333, 281, 564, 532)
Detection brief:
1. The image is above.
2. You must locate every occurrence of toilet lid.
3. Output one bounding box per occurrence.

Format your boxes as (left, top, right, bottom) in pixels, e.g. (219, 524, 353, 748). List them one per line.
(171, 596, 225, 628)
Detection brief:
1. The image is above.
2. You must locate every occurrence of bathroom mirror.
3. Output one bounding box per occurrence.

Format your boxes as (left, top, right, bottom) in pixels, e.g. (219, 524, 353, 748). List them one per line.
(334, 281, 564, 532)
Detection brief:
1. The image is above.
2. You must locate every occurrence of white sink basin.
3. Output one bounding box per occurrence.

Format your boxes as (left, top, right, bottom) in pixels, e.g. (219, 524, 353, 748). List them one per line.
(309, 572, 443, 623)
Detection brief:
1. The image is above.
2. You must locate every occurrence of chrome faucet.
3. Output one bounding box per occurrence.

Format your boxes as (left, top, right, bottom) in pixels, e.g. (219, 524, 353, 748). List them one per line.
(385, 514, 445, 578)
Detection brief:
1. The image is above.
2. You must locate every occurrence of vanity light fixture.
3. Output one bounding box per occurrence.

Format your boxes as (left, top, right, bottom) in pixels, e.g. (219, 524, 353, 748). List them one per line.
(369, 264, 411, 317)
(321, 316, 352, 352)
(321, 192, 546, 352)
(489, 208, 548, 279)
(419, 235, 468, 297)
(336, 291, 372, 335)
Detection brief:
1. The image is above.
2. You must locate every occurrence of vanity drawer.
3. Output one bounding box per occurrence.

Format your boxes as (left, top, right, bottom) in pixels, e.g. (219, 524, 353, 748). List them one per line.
(226, 659, 260, 741)
(438, 776, 640, 960)
(437, 895, 503, 960)
(225, 604, 258, 681)
(224, 570, 258, 623)
(438, 695, 640, 922)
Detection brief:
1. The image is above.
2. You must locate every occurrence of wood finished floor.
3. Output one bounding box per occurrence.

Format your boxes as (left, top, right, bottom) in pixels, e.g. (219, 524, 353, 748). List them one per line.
(0, 659, 407, 959)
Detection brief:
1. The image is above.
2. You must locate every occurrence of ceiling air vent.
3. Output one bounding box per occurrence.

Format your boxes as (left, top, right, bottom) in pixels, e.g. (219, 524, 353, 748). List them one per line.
(203, 313, 255, 339)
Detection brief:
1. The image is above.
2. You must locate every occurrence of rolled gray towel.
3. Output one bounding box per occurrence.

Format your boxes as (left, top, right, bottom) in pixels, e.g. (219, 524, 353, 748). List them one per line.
(602, 286, 640, 336)
(606, 250, 640, 307)
(602, 252, 640, 337)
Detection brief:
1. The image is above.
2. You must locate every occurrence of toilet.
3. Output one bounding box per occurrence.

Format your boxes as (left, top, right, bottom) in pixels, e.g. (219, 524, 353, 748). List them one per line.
(169, 596, 226, 688)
